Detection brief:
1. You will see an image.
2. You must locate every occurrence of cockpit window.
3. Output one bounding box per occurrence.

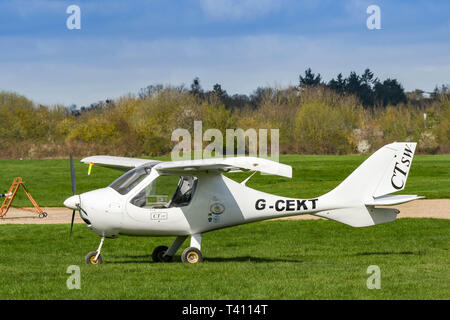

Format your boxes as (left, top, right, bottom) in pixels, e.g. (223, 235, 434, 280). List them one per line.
(109, 165, 154, 195)
(130, 175, 198, 209)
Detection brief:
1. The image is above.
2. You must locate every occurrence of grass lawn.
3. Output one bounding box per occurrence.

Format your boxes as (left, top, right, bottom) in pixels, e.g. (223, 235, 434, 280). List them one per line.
(0, 219, 448, 300)
(0, 154, 449, 207)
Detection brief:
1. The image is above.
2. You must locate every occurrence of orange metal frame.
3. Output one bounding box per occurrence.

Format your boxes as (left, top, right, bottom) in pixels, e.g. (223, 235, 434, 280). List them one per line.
(0, 177, 46, 218)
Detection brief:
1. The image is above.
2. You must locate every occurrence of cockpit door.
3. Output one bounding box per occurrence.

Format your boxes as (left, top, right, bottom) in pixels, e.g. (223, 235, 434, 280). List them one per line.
(125, 175, 197, 223)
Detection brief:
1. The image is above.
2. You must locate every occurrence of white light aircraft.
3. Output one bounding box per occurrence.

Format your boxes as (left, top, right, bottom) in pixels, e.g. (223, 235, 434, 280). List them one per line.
(64, 142, 423, 264)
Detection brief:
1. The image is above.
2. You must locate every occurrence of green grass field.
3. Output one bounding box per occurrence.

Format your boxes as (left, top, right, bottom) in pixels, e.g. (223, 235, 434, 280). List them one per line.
(0, 154, 449, 207)
(0, 154, 448, 300)
(0, 219, 448, 299)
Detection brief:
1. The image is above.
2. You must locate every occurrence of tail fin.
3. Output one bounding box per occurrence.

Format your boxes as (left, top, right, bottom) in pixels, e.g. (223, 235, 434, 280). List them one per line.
(317, 142, 423, 227)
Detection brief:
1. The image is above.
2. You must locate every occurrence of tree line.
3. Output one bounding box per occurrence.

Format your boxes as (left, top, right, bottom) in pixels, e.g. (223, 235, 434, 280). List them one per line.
(0, 69, 448, 158)
(300, 68, 408, 107)
(133, 69, 445, 111)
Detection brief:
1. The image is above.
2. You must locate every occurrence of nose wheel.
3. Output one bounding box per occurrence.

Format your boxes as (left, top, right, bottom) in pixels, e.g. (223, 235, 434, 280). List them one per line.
(86, 236, 105, 265)
(85, 251, 103, 265)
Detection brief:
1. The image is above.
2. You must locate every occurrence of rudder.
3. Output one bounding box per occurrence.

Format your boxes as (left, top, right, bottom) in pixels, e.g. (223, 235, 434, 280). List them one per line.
(322, 142, 417, 204)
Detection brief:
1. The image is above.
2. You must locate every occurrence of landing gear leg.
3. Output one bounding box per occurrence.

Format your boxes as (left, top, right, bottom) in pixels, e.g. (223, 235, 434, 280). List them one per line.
(164, 235, 188, 259)
(181, 234, 203, 264)
(85, 236, 105, 265)
(152, 235, 187, 262)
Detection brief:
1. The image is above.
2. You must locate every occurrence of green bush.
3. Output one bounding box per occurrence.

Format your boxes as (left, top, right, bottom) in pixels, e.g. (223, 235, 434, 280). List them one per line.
(0, 87, 448, 158)
(295, 101, 359, 154)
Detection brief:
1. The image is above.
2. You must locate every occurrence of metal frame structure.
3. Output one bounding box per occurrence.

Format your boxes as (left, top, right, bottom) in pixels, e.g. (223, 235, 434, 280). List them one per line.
(0, 177, 47, 218)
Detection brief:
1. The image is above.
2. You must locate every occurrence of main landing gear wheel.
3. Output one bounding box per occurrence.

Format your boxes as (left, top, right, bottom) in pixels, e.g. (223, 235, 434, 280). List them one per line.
(152, 245, 172, 262)
(181, 247, 203, 264)
(85, 251, 103, 265)
(38, 212, 47, 218)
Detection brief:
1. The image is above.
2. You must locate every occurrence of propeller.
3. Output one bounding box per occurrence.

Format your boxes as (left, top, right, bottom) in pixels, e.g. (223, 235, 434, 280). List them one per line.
(69, 154, 77, 239)
(66, 154, 89, 239)
(70, 154, 77, 196)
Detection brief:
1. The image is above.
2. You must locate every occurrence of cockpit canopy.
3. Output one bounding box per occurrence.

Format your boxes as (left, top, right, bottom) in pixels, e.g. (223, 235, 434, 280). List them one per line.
(109, 164, 197, 208)
(109, 164, 155, 195)
(130, 175, 197, 209)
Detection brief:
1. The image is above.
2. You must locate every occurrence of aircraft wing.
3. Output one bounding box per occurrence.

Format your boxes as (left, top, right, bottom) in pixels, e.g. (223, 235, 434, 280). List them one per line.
(81, 156, 160, 171)
(154, 157, 292, 178)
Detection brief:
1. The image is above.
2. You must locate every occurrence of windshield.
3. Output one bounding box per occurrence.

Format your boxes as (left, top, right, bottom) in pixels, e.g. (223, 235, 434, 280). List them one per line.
(109, 165, 154, 195)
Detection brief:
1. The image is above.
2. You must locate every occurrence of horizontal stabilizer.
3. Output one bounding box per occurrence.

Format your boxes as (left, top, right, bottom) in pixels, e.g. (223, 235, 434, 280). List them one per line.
(315, 206, 399, 227)
(365, 195, 425, 206)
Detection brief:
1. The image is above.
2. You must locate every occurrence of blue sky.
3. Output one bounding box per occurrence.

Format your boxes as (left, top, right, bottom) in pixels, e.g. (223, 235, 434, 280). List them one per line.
(0, 0, 449, 106)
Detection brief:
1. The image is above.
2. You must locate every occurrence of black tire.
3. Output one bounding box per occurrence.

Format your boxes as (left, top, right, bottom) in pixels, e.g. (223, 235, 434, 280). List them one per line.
(39, 212, 47, 218)
(85, 251, 103, 265)
(181, 247, 203, 264)
(152, 245, 172, 262)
